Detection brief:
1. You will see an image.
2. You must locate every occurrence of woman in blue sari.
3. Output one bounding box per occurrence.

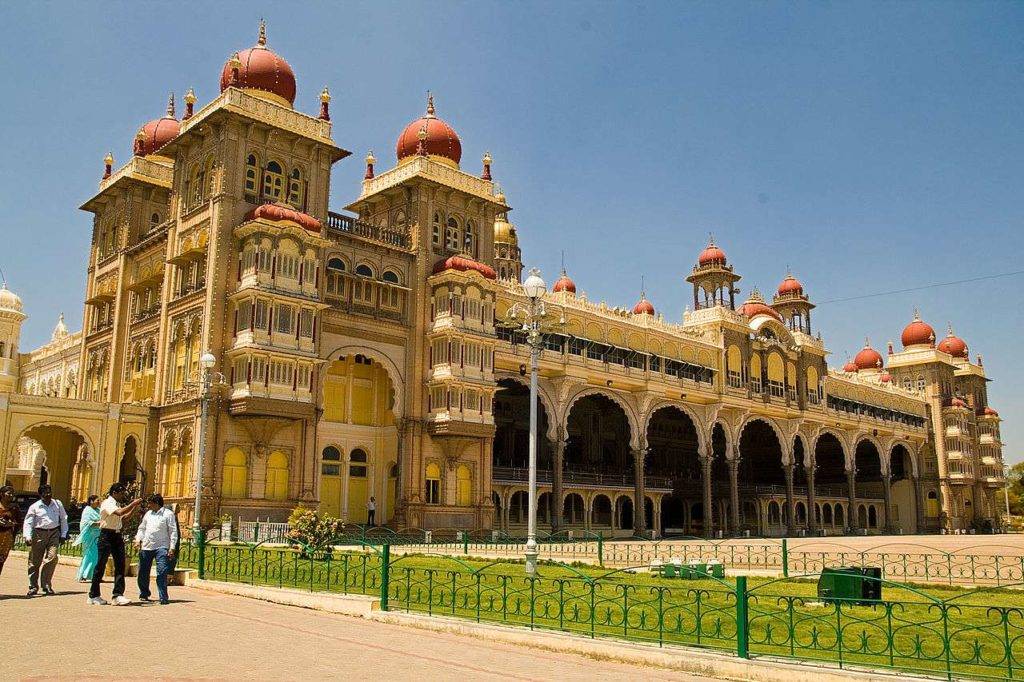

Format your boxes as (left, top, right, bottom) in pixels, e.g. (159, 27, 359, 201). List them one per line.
(74, 495, 101, 582)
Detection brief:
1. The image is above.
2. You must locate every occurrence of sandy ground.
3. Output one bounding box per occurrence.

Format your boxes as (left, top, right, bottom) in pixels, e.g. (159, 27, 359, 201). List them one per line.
(1, 555, 711, 682)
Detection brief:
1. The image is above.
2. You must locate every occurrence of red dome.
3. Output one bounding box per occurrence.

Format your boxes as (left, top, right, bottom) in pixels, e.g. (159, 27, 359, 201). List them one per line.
(697, 239, 727, 266)
(777, 273, 803, 296)
(220, 23, 297, 105)
(552, 271, 576, 294)
(632, 296, 655, 316)
(134, 96, 180, 156)
(842, 360, 859, 373)
(396, 94, 462, 165)
(247, 203, 321, 233)
(980, 406, 999, 417)
(432, 254, 496, 280)
(880, 372, 892, 383)
(901, 311, 936, 348)
(854, 343, 884, 371)
(937, 328, 968, 358)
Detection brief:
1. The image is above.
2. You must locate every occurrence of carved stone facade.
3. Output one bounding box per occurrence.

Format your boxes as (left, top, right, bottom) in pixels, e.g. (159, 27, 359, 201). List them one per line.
(0, 24, 1006, 536)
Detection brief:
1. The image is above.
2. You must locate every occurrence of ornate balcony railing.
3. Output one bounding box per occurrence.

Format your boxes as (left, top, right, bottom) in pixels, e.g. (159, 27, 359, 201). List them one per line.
(492, 466, 673, 490)
(326, 212, 410, 249)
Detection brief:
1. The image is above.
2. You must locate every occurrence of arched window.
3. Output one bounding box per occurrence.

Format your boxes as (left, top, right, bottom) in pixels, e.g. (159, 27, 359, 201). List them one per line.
(431, 213, 441, 247)
(266, 451, 289, 501)
(456, 465, 472, 506)
(355, 264, 373, 277)
(425, 462, 441, 504)
(381, 270, 401, 308)
(150, 212, 161, 230)
(464, 220, 476, 256)
(244, 154, 258, 196)
(287, 168, 304, 208)
(326, 257, 346, 298)
(223, 447, 248, 498)
(349, 448, 368, 478)
(189, 163, 205, 205)
(382, 270, 399, 284)
(263, 161, 284, 201)
(445, 216, 460, 251)
(353, 264, 374, 303)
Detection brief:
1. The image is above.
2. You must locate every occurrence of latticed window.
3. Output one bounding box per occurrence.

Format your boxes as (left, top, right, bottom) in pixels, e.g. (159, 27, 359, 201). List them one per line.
(326, 257, 346, 297)
(287, 168, 304, 208)
(244, 154, 258, 196)
(262, 161, 284, 201)
(445, 216, 460, 251)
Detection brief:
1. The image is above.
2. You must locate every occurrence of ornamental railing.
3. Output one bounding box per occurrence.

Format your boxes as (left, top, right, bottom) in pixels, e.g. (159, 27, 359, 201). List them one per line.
(325, 212, 410, 249)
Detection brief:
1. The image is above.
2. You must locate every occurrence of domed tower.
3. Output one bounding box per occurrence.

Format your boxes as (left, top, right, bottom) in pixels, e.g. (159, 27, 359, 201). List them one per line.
(853, 339, 884, 374)
(492, 191, 522, 282)
(0, 282, 26, 393)
(395, 93, 462, 168)
(771, 270, 815, 334)
(685, 237, 741, 310)
(220, 20, 297, 107)
(133, 93, 180, 158)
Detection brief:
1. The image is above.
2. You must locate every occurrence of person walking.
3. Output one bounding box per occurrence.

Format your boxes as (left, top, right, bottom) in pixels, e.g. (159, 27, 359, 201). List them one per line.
(366, 496, 376, 527)
(23, 484, 68, 596)
(0, 485, 20, 580)
(73, 495, 102, 582)
(88, 483, 141, 606)
(134, 494, 178, 605)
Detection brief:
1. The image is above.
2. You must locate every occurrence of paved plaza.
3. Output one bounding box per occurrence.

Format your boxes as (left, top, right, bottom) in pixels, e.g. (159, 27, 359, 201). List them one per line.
(1, 555, 710, 682)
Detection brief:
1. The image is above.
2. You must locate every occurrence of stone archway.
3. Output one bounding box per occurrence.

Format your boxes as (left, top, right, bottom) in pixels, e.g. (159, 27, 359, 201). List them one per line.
(854, 438, 885, 531)
(646, 405, 700, 536)
(737, 419, 785, 534)
(13, 423, 94, 504)
(889, 443, 917, 532)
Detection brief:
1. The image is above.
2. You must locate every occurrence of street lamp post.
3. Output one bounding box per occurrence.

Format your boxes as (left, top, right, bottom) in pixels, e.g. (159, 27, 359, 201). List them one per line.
(193, 352, 218, 541)
(510, 268, 547, 575)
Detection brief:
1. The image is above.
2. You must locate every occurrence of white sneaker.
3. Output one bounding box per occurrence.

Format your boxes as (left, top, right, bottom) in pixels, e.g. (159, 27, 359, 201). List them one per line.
(87, 596, 109, 605)
(112, 595, 132, 606)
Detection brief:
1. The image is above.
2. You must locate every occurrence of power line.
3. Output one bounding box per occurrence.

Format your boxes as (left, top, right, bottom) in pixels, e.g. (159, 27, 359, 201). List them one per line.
(816, 270, 1024, 305)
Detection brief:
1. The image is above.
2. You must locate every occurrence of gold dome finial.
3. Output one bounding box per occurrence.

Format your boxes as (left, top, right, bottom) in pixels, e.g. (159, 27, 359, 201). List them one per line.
(320, 86, 331, 104)
(166, 92, 175, 118)
(426, 91, 435, 116)
(365, 150, 376, 165)
(230, 52, 242, 69)
(104, 151, 114, 166)
(483, 151, 492, 165)
(184, 87, 196, 105)
(258, 18, 267, 46)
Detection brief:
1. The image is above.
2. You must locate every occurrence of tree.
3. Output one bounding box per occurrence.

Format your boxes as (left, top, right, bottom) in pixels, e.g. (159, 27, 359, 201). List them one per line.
(1006, 461, 1024, 516)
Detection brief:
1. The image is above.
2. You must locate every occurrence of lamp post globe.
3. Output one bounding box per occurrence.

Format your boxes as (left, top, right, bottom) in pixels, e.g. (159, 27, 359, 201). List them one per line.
(200, 352, 216, 369)
(523, 268, 546, 300)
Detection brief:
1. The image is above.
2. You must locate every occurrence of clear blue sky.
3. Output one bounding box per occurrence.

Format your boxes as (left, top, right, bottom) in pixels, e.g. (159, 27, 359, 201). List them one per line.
(1, 2, 1020, 462)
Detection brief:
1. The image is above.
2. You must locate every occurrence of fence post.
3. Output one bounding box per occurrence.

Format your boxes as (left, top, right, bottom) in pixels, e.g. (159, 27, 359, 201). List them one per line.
(462, 531, 469, 555)
(597, 532, 604, 567)
(781, 538, 789, 578)
(380, 543, 391, 611)
(736, 575, 749, 659)
(254, 520, 260, 544)
(196, 528, 206, 580)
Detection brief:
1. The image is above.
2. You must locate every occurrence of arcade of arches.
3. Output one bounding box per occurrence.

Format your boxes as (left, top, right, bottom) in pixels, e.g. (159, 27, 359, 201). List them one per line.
(492, 387, 927, 537)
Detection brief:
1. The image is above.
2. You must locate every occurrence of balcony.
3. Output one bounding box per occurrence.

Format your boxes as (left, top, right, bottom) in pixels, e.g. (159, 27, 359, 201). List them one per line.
(492, 466, 673, 491)
(946, 449, 963, 460)
(979, 433, 998, 446)
(945, 425, 962, 438)
(326, 212, 409, 249)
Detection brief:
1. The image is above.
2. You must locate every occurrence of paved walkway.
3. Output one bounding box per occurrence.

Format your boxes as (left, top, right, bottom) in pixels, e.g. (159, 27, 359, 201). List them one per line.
(1, 555, 709, 681)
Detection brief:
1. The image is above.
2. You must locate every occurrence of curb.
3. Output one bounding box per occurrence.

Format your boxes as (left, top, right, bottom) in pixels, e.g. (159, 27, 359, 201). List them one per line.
(187, 578, 906, 682)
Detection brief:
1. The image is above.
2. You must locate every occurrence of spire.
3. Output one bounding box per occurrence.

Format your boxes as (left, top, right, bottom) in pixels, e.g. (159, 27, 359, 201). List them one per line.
(51, 312, 69, 342)
(912, 307, 921, 321)
(426, 91, 435, 117)
(319, 87, 331, 121)
(166, 92, 176, 118)
(183, 88, 196, 120)
(481, 152, 492, 181)
(364, 151, 376, 180)
(257, 18, 267, 46)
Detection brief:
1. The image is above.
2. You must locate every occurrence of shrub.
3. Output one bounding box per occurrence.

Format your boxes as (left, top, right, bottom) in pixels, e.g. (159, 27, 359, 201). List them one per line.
(287, 506, 342, 556)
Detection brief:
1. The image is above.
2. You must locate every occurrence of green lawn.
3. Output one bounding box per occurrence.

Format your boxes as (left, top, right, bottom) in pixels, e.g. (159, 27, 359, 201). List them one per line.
(176, 543, 1023, 681)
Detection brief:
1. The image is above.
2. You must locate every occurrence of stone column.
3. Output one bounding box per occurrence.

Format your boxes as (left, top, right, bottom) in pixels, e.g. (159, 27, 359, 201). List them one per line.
(882, 473, 894, 533)
(806, 462, 818, 534)
(913, 475, 925, 533)
(632, 448, 646, 536)
(846, 468, 858, 533)
(701, 454, 714, 538)
(728, 456, 741, 533)
(552, 437, 565, 531)
(784, 463, 796, 536)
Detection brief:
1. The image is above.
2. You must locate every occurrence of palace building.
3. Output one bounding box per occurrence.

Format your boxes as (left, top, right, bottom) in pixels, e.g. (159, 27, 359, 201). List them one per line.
(0, 23, 1008, 536)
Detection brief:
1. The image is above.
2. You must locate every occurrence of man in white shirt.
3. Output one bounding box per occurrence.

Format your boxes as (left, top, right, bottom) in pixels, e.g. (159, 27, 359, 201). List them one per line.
(134, 493, 179, 604)
(23, 484, 68, 596)
(88, 482, 141, 606)
(366, 496, 376, 527)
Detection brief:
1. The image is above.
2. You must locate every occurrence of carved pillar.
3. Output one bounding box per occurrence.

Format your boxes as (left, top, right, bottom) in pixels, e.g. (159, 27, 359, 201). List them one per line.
(806, 461, 818, 534)
(701, 453, 714, 538)
(632, 448, 646, 536)
(882, 473, 894, 533)
(728, 456, 741, 533)
(912, 475, 925, 532)
(784, 463, 796, 536)
(846, 468, 858, 533)
(552, 437, 565, 531)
